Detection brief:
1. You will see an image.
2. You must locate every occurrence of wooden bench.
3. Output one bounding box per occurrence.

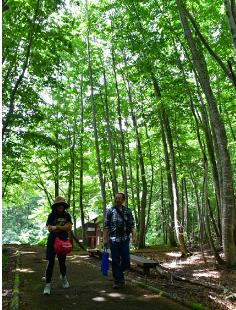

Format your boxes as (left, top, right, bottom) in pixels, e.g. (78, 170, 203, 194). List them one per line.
(98, 249, 159, 275)
(87, 248, 102, 258)
(130, 254, 159, 275)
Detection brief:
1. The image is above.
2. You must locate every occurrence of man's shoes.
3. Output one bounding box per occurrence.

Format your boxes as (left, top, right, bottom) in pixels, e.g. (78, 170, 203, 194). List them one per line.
(60, 274, 70, 288)
(43, 283, 51, 295)
(112, 282, 120, 289)
(112, 279, 125, 289)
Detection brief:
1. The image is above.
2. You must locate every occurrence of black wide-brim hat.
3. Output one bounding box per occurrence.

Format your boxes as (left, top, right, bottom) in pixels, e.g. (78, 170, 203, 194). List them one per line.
(51, 196, 70, 209)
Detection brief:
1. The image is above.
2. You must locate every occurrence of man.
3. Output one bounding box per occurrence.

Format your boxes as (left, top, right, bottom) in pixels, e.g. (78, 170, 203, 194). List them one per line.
(103, 193, 135, 288)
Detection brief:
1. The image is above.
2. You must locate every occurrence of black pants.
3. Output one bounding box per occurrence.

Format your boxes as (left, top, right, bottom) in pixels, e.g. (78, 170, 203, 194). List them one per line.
(46, 253, 66, 283)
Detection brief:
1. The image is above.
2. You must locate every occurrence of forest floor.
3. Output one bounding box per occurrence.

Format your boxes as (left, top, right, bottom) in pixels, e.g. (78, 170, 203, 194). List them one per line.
(2, 244, 189, 310)
(2, 244, 236, 310)
(129, 246, 236, 310)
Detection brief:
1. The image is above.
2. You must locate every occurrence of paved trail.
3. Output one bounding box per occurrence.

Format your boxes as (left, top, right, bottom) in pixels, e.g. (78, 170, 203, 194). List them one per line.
(19, 245, 189, 310)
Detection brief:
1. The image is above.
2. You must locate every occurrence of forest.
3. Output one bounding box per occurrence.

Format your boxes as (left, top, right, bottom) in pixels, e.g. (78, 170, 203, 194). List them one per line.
(2, 0, 236, 308)
(3, 0, 236, 260)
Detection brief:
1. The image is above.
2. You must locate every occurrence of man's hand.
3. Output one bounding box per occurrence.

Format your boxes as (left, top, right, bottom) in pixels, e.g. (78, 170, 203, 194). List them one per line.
(103, 228, 109, 248)
(103, 238, 109, 248)
(131, 229, 137, 245)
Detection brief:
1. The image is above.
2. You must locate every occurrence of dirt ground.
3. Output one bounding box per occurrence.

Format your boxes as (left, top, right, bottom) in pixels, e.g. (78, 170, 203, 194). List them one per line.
(6, 245, 190, 310)
(130, 247, 236, 310)
(3, 245, 236, 310)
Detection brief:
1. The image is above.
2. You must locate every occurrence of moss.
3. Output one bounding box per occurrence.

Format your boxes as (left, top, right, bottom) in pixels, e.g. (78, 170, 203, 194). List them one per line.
(190, 303, 209, 310)
(10, 256, 20, 310)
(130, 279, 210, 310)
(2, 247, 9, 270)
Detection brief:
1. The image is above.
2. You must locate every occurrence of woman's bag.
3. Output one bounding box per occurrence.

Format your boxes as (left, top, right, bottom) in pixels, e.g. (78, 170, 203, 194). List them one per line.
(101, 248, 109, 276)
(54, 237, 72, 255)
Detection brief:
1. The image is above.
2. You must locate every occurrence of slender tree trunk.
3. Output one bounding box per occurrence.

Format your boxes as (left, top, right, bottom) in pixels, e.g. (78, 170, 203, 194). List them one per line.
(2, 0, 9, 12)
(111, 47, 128, 198)
(159, 112, 176, 246)
(126, 123, 137, 220)
(123, 77, 147, 247)
(182, 4, 236, 85)
(224, 0, 236, 53)
(177, 0, 236, 265)
(136, 159, 141, 240)
(86, 0, 106, 217)
(203, 158, 224, 264)
(67, 130, 74, 205)
(183, 178, 190, 236)
(162, 108, 189, 256)
(151, 74, 176, 246)
(2, 0, 40, 138)
(79, 79, 87, 245)
(55, 131, 59, 198)
(189, 169, 202, 244)
(101, 60, 118, 196)
(141, 109, 154, 235)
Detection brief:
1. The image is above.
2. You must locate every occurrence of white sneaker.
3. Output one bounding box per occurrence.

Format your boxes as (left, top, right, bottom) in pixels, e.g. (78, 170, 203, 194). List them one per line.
(43, 283, 51, 295)
(60, 275, 70, 288)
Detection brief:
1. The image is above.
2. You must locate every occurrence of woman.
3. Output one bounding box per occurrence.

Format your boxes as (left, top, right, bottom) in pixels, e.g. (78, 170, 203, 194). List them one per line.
(43, 196, 72, 295)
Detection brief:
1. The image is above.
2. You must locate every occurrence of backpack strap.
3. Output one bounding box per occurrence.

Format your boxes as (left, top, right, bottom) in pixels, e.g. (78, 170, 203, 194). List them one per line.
(115, 206, 127, 224)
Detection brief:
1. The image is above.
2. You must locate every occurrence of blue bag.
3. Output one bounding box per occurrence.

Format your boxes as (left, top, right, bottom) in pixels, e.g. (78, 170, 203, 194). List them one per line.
(101, 248, 109, 276)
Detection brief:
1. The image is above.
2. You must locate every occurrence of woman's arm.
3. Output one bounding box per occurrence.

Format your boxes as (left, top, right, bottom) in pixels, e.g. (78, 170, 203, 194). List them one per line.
(55, 223, 72, 232)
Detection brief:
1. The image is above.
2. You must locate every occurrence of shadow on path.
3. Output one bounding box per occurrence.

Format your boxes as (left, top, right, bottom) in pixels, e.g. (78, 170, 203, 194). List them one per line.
(19, 245, 189, 310)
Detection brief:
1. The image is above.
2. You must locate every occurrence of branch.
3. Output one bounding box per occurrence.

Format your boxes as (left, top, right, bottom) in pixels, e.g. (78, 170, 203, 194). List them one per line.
(184, 6, 236, 87)
(2, 0, 40, 137)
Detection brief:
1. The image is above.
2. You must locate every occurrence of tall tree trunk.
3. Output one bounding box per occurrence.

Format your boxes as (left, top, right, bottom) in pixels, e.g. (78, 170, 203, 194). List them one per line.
(55, 131, 59, 198)
(224, 0, 236, 53)
(160, 168, 168, 244)
(195, 86, 222, 240)
(183, 178, 190, 236)
(101, 59, 118, 196)
(67, 130, 74, 205)
(79, 78, 87, 245)
(86, 0, 106, 217)
(111, 47, 128, 198)
(182, 4, 236, 86)
(136, 159, 141, 240)
(2, 0, 40, 138)
(151, 74, 176, 246)
(189, 169, 202, 244)
(159, 111, 176, 246)
(162, 108, 189, 256)
(173, 35, 223, 238)
(141, 108, 154, 235)
(203, 158, 224, 264)
(177, 0, 236, 266)
(122, 76, 147, 247)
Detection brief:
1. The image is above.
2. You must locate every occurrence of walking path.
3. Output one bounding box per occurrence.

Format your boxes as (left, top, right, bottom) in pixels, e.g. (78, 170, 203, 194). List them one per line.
(19, 245, 190, 310)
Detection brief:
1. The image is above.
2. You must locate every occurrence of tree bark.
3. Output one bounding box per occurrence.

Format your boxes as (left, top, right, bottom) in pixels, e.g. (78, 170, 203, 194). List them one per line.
(79, 78, 87, 245)
(183, 4, 236, 85)
(151, 74, 176, 247)
(224, 0, 236, 53)
(86, 0, 106, 217)
(2, 0, 40, 138)
(125, 79, 147, 248)
(111, 46, 128, 198)
(101, 58, 118, 197)
(161, 107, 189, 256)
(177, 0, 236, 266)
